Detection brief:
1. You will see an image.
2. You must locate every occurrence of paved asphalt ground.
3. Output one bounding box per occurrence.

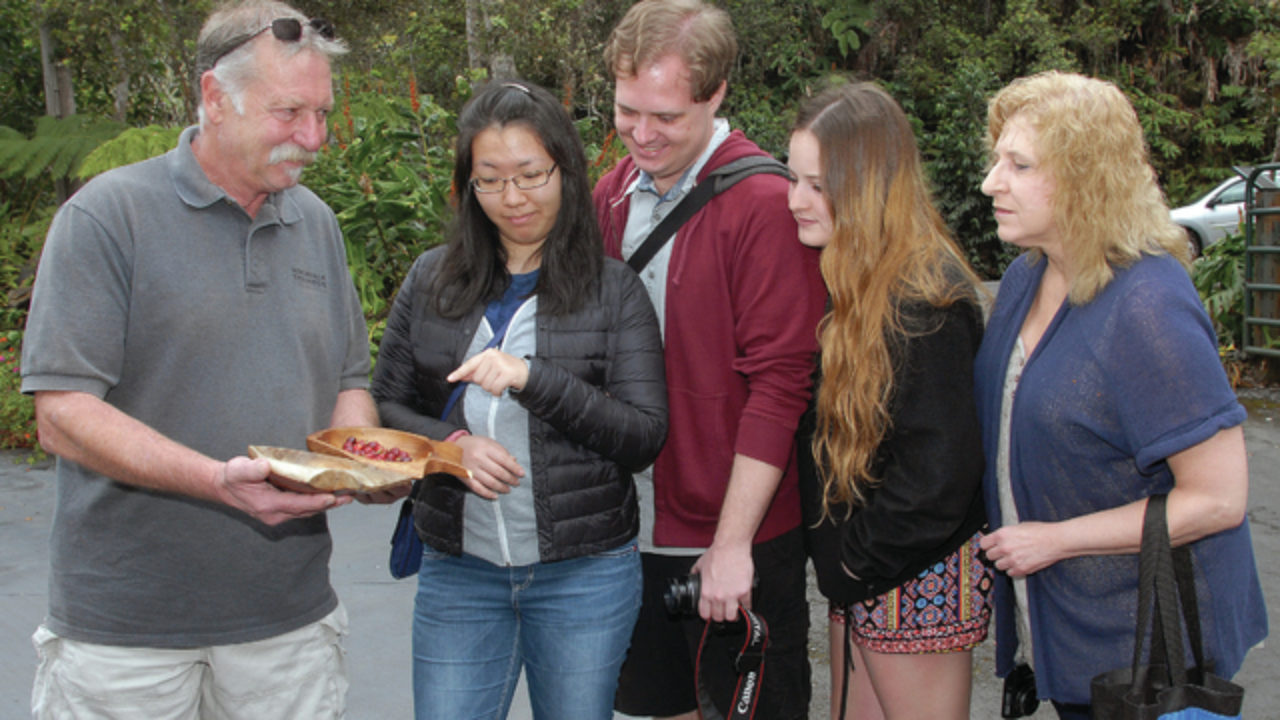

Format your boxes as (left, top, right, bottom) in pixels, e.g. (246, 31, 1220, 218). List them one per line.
(1, 390, 1277, 719)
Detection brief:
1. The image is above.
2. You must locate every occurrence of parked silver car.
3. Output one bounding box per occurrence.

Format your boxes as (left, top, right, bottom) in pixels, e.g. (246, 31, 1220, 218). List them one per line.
(1171, 168, 1277, 256)
(1170, 175, 1246, 256)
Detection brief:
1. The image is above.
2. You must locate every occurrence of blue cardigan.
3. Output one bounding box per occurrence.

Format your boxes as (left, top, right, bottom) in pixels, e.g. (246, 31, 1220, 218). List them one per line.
(973, 252, 1267, 704)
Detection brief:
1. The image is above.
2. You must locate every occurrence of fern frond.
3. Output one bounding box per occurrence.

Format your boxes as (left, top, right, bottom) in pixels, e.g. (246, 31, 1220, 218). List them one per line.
(0, 115, 125, 181)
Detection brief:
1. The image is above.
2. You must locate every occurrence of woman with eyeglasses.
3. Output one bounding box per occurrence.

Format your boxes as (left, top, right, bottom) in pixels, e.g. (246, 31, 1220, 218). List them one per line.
(371, 80, 667, 719)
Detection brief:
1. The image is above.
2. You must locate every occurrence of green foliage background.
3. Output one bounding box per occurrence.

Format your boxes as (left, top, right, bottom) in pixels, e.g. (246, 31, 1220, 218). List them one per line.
(1, 0, 1279, 449)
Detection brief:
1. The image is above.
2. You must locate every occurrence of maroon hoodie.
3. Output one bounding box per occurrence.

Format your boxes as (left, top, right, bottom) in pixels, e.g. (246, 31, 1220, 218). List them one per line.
(593, 130, 826, 547)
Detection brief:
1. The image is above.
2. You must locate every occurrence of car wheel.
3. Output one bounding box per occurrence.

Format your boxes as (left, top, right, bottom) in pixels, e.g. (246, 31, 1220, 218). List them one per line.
(1185, 228, 1203, 260)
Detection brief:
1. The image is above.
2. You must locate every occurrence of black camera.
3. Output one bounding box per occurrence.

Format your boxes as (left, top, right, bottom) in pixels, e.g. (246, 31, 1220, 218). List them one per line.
(664, 573, 760, 617)
(663, 573, 701, 616)
(1001, 663, 1040, 718)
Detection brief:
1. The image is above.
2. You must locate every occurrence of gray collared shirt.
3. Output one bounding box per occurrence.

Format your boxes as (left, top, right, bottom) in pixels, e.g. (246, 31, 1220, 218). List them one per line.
(618, 118, 731, 553)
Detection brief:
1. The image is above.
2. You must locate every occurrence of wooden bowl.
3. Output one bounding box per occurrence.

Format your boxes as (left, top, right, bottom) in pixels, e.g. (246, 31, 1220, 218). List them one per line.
(306, 426, 469, 480)
(249, 445, 414, 495)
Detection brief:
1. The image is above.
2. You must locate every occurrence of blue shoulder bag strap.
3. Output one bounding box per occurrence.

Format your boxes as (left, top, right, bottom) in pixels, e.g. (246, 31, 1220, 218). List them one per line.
(439, 311, 517, 421)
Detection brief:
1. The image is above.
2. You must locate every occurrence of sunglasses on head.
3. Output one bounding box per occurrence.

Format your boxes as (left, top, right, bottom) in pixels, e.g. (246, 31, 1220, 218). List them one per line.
(206, 17, 336, 70)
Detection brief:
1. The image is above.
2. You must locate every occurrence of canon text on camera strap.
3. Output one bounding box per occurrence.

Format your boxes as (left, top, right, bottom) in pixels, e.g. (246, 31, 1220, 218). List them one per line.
(694, 604, 769, 720)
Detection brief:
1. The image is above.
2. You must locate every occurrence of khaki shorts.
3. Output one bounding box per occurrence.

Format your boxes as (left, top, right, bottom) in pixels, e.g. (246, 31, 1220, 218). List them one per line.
(31, 605, 348, 720)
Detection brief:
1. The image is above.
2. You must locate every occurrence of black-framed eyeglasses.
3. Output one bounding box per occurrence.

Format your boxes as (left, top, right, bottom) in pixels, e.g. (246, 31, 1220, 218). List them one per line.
(204, 17, 336, 72)
(470, 164, 558, 194)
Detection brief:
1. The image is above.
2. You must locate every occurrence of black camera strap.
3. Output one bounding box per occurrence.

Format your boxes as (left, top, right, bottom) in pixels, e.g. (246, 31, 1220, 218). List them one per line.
(693, 604, 769, 720)
(838, 610, 855, 719)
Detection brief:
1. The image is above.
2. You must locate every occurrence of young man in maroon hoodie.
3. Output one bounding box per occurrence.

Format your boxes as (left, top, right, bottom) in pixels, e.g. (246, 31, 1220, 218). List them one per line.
(593, 2, 826, 717)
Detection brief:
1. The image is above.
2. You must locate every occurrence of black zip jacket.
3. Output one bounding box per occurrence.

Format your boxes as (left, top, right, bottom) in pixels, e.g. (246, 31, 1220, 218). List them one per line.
(372, 247, 668, 563)
(798, 298, 987, 604)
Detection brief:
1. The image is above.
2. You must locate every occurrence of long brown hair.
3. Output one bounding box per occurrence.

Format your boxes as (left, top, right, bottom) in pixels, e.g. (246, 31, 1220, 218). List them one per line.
(796, 81, 982, 514)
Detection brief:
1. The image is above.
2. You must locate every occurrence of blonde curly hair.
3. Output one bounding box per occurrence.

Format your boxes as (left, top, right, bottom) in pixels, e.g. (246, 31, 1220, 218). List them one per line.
(986, 71, 1189, 304)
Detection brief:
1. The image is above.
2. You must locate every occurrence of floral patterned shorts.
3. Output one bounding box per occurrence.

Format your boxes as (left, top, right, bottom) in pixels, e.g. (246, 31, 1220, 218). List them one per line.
(830, 533, 994, 654)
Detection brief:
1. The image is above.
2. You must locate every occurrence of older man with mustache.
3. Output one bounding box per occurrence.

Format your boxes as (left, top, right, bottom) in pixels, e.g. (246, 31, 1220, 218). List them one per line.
(20, 2, 381, 718)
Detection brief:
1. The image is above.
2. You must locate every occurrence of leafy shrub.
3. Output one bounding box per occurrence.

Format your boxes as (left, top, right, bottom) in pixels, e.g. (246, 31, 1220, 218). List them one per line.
(0, 330, 37, 453)
(1192, 230, 1245, 349)
(305, 74, 458, 359)
(77, 125, 184, 179)
(904, 64, 1011, 280)
(1187, 229, 1280, 387)
(0, 202, 51, 329)
(0, 200, 50, 459)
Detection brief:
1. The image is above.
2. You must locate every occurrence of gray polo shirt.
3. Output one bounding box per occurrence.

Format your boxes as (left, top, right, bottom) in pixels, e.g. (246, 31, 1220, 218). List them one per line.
(21, 126, 371, 647)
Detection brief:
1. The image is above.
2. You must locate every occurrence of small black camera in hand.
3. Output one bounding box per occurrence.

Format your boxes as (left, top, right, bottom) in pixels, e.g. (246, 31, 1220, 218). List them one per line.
(663, 573, 701, 616)
(664, 573, 759, 617)
(1001, 663, 1040, 718)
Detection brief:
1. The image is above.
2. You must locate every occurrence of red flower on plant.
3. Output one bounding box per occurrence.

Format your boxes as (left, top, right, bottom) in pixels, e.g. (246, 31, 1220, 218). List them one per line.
(593, 129, 617, 167)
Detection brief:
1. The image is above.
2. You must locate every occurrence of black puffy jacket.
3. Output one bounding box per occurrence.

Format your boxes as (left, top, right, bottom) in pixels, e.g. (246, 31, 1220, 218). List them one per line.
(372, 247, 668, 562)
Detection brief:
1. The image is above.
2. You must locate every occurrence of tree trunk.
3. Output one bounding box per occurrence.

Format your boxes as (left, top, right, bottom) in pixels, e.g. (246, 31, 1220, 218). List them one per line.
(38, 19, 76, 204)
(464, 0, 517, 79)
(482, 0, 516, 79)
(110, 29, 130, 123)
(39, 23, 75, 118)
(465, 0, 482, 70)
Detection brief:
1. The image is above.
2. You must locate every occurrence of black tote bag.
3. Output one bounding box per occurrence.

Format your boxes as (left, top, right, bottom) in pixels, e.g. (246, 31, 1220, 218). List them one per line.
(1089, 493, 1244, 719)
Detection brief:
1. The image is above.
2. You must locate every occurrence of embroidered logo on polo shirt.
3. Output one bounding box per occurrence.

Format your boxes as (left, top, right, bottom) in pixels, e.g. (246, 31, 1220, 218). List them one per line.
(292, 268, 328, 291)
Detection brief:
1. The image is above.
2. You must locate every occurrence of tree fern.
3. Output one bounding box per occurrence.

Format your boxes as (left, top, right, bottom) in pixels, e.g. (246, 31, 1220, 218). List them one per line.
(0, 115, 125, 181)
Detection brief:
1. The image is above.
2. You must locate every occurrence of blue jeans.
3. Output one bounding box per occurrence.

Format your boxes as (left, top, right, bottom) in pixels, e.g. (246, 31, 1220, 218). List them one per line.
(411, 542, 641, 720)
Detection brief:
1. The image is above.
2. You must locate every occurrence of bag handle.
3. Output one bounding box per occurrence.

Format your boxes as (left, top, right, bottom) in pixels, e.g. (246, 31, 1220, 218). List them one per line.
(1144, 494, 1186, 688)
(1132, 494, 1209, 694)
(1131, 495, 1162, 689)
(1171, 539, 1210, 681)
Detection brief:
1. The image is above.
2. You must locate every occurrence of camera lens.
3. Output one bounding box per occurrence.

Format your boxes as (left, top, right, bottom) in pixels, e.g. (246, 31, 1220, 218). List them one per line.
(1010, 687, 1038, 716)
(1001, 664, 1040, 718)
(663, 574, 700, 616)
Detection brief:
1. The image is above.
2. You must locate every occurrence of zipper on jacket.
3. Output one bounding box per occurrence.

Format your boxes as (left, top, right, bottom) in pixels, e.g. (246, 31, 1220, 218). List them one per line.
(485, 296, 537, 567)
